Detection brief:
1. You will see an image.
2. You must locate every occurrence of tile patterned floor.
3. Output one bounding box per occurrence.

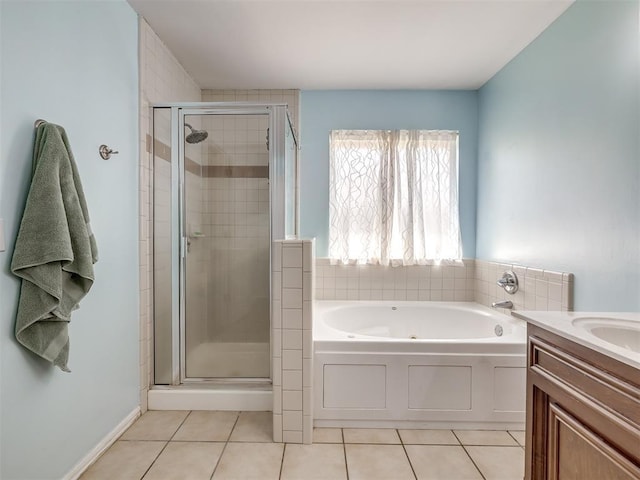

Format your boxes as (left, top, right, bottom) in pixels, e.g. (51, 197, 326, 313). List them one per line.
(81, 411, 525, 480)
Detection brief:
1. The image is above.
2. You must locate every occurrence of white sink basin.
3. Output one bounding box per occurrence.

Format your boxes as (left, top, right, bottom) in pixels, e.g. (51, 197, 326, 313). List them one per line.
(572, 317, 640, 353)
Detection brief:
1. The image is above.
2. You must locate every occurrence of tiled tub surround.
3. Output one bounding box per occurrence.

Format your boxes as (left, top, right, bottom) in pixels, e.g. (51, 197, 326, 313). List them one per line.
(315, 258, 573, 313)
(272, 240, 315, 444)
(473, 259, 573, 313)
(315, 258, 476, 302)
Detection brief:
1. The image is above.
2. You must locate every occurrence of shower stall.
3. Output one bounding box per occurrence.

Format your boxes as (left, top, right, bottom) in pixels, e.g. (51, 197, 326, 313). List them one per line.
(150, 103, 297, 405)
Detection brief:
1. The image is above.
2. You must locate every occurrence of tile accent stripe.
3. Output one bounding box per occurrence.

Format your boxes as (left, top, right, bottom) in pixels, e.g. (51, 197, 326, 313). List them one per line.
(202, 165, 268, 179)
(146, 134, 267, 178)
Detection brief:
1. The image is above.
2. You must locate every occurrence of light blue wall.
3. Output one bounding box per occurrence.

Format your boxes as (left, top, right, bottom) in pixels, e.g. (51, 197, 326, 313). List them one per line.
(300, 90, 478, 257)
(477, 1, 639, 311)
(0, 2, 139, 478)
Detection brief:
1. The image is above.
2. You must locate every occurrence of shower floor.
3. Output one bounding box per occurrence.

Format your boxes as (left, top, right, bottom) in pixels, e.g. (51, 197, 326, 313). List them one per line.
(186, 341, 270, 379)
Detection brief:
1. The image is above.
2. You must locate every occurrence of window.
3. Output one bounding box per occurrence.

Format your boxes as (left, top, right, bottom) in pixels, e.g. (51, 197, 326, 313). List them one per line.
(329, 129, 462, 266)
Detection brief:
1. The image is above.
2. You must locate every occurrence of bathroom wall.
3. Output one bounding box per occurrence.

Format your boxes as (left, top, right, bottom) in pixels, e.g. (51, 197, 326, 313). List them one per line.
(0, 2, 139, 479)
(299, 90, 478, 258)
(477, 0, 639, 311)
(139, 19, 202, 395)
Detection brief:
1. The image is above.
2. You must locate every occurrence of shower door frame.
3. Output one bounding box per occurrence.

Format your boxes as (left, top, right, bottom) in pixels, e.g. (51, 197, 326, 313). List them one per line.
(152, 102, 295, 386)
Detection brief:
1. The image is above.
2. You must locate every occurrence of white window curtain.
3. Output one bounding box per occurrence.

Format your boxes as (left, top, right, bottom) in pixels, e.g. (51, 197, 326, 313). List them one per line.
(329, 129, 462, 266)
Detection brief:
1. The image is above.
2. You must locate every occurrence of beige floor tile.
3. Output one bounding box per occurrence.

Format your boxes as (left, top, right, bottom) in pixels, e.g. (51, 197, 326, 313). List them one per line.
(466, 446, 525, 480)
(345, 444, 414, 480)
(281, 444, 347, 480)
(313, 427, 343, 443)
(343, 428, 401, 444)
(454, 430, 518, 446)
(228, 411, 273, 442)
(212, 442, 284, 480)
(80, 441, 165, 480)
(509, 430, 526, 447)
(142, 442, 224, 480)
(405, 445, 483, 480)
(121, 411, 189, 441)
(173, 411, 238, 442)
(399, 429, 459, 445)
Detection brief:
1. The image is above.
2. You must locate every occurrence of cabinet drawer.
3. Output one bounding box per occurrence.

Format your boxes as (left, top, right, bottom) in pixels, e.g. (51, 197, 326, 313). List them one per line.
(529, 336, 640, 429)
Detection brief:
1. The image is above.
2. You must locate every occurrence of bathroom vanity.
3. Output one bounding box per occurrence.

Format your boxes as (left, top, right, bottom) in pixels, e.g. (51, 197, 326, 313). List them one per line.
(513, 312, 640, 480)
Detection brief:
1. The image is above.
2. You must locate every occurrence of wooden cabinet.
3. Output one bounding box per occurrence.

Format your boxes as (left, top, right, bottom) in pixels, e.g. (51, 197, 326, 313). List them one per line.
(526, 324, 640, 480)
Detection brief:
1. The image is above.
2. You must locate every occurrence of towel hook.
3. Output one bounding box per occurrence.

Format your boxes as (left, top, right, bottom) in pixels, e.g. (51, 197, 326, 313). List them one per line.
(99, 145, 119, 160)
(34, 119, 47, 128)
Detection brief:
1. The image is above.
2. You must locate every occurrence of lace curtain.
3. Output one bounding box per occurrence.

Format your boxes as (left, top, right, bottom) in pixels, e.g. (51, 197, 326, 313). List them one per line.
(329, 129, 462, 266)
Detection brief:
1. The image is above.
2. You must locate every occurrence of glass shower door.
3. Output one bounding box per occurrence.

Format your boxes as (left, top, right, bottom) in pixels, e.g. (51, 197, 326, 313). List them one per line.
(182, 111, 271, 379)
(153, 103, 296, 385)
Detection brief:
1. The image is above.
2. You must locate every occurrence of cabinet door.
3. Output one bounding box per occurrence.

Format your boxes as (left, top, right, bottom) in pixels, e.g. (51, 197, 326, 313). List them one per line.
(547, 403, 640, 480)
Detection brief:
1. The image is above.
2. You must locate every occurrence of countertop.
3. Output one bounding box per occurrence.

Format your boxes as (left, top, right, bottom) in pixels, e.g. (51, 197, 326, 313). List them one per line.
(512, 311, 640, 370)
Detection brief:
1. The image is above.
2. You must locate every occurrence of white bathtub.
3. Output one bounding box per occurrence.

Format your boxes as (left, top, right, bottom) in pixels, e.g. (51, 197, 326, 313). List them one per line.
(313, 301, 527, 429)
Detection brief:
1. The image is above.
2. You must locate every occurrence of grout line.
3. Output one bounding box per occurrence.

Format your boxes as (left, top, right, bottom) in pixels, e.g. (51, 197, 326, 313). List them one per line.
(170, 411, 193, 441)
(452, 431, 487, 480)
(450, 429, 461, 446)
(208, 438, 230, 480)
(342, 429, 350, 480)
(208, 412, 242, 480)
(278, 443, 287, 480)
(507, 430, 525, 448)
(140, 410, 193, 479)
(225, 412, 241, 442)
(398, 429, 418, 480)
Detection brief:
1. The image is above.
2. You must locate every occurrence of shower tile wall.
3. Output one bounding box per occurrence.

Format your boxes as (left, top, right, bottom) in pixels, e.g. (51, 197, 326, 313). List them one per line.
(196, 114, 271, 348)
(202, 89, 300, 134)
(138, 25, 302, 391)
(139, 18, 201, 407)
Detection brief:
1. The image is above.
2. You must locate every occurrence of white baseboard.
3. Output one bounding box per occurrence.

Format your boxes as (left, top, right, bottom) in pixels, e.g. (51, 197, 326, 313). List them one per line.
(63, 407, 141, 480)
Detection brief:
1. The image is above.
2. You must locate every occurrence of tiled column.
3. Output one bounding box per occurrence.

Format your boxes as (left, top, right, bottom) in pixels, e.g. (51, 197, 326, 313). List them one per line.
(272, 239, 314, 444)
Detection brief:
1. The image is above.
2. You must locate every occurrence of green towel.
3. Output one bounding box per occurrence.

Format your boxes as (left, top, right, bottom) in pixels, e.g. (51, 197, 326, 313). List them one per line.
(11, 123, 98, 372)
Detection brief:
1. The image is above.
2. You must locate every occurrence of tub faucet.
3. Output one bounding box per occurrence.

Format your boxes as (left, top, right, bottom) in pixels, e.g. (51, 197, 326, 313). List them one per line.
(492, 300, 513, 309)
(496, 271, 519, 293)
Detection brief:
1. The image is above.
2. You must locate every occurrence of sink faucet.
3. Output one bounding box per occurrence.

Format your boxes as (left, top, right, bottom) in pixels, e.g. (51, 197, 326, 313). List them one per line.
(492, 300, 513, 309)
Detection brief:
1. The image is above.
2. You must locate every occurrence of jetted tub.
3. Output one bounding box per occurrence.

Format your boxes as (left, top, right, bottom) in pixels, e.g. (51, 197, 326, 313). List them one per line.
(313, 301, 527, 429)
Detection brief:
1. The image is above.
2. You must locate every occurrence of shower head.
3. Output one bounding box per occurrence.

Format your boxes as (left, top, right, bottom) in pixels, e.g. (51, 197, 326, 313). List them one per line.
(184, 123, 208, 144)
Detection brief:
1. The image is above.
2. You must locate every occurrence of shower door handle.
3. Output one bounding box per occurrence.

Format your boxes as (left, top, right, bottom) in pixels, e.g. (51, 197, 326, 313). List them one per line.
(181, 236, 188, 258)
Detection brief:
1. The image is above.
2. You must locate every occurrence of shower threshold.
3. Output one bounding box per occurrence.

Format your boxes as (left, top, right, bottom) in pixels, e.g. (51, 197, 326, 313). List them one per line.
(148, 382, 272, 411)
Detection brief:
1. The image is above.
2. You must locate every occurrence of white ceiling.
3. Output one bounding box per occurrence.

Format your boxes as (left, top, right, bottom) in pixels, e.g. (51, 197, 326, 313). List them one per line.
(127, 0, 574, 90)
